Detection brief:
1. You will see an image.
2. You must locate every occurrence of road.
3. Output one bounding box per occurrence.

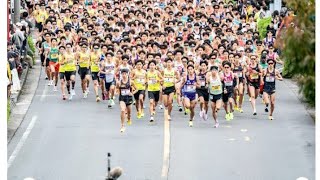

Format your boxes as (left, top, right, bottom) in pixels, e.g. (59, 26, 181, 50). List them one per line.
(8, 68, 315, 180)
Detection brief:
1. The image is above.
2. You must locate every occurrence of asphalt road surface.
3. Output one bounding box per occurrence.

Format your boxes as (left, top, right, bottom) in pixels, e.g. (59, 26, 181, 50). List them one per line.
(8, 69, 315, 180)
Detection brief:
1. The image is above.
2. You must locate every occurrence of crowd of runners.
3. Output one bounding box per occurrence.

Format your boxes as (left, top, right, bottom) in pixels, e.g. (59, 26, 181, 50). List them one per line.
(30, 0, 289, 132)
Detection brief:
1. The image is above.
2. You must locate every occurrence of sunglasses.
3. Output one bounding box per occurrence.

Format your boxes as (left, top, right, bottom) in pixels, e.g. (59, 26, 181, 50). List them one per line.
(268, 63, 274, 65)
(82, 46, 87, 48)
(224, 66, 230, 69)
(257, 44, 262, 46)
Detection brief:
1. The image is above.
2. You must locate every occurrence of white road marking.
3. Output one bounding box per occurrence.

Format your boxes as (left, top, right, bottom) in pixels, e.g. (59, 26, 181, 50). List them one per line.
(40, 84, 48, 102)
(24, 178, 35, 180)
(161, 109, 170, 180)
(228, 138, 236, 141)
(221, 125, 232, 128)
(296, 177, 308, 180)
(244, 136, 251, 141)
(8, 115, 38, 169)
(241, 129, 248, 132)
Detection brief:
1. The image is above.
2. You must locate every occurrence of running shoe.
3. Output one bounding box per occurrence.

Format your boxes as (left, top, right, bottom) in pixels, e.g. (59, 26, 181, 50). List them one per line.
(137, 112, 142, 119)
(199, 110, 204, 118)
(178, 106, 183, 112)
(86, 89, 90, 94)
(253, 111, 257, 116)
(159, 105, 163, 110)
(110, 99, 115, 106)
(225, 113, 230, 121)
(168, 115, 171, 121)
(249, 97, 251, 102)
(151, 111, 156, 116)
(69, 94, 73, 101)
(229, 112, 234, 120)
(189, 120, 193, 127)
(143, 105, 146, 109)
(265, 107, 269, 112)
(127, 119, 132, 125)
(239, 108, 243, 113)
(141, 111, 145, 117)
(71, 89, 76, 96)
(62, 94, 66, 100)
(96, 96, 101, 102)
(83, 92, 88, 98)
(53, 86, 58, 91)
(149, 117, 154, 123)
(120, 126, 126, 133)
(203, 113, 208, 121)
(214, 122, 219, 128)
(48, 81, 51, 86)
(269, 116, 273, 120)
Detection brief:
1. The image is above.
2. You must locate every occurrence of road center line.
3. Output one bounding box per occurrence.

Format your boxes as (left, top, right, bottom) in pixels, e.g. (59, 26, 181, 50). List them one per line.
(161, 109, 171, 180)
(8, 115, 38, 169)
(40, 83, 48, 102)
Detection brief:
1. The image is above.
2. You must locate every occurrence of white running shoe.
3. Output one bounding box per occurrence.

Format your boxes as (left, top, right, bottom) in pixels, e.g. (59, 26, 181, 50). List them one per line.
(203, 113, 208, 121)
(120, 126, 126, 133)
(83, 92, 88, 98)
(69, 94, 73, 100)
(71, 89, 76, 96)
(199, 110, 204, 118)
(53, 86, 58, 91)
(214, 122, 219, 128)
(86, 89, 90, 94)
(110, 99, 115, 106)
(159, 105, 163, 110)
(48, 81, 51, 86)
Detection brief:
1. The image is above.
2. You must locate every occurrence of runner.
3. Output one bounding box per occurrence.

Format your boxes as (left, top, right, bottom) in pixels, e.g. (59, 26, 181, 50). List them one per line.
(196, 61, 209, 120)
(90, 43, 101, 102)
(233, 53, 245, 113)
(162, 58, 180, 121)
(76, 42, 91, 98)
(207, 65, 223, 128)
(146, 60, 163, 122)
(116, 69, 137, 133)
(58, 46, 67, 100)
(245, 54, 263, 115)
(262, 59, 283, 120)
(174, 49, 184, 112)
(221, 61, 238, 121)
(100, 52, 116, 108)
(63, 43, 77, 100)
(46, 37, 60, 91)
(181, 65, 198, 127)
(131, 60, 147, 119)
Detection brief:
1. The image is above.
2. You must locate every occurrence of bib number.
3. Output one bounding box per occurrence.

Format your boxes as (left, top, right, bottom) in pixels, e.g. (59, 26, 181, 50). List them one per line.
(212, 85, 220, 90)
(251, 73, 259, 79)
(266, 76, 275, 82)
(121, 89, 130, 96)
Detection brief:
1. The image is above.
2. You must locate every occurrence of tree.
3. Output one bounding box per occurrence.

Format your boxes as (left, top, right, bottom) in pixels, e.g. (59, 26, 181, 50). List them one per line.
(277, 0, 315, 106)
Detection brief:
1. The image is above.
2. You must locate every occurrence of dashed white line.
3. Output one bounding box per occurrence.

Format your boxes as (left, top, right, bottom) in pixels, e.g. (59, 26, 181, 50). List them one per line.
(8, 115, 38, 169)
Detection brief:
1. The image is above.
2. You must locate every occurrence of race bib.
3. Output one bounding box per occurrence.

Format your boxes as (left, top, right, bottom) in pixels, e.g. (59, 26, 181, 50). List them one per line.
(164, 78, 174, 83)
(186, 85, 194, 91)
(200, 80, 206, 86)
(212, 85, 220, 90)
(121, 89, 130, 95)
(266, 76, 275, 82)
(148, 79, 157, 84)
(137, 78, 145, 84)
(51, 53, 58, 59)
(251, 73, 259, 79)
(237, 72, 243, 77)
(224, 81, 233, 86)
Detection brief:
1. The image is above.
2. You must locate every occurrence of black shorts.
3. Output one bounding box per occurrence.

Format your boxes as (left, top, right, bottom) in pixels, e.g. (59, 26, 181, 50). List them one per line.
(210, 94, 222, 103)
(59, 72, 65, 80)
(196, 89, 209, 102)
(134, 90, 145, 100)
(105, 79, 116, 91)
(248, 81, 260, 89)
(119, 95, 133, 106)
(91, 72, 99, 81)
(163, 86, 175, 95)
(79, 67, 90, 80)
(35, 22, 43, 32)
(65, 71, 76, 81)
(223, 92, 234, 103)
(148, 91, 160, 102)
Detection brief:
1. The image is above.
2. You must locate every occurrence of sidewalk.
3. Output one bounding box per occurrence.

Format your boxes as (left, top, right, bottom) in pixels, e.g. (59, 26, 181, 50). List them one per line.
(283, 78, 315, 120)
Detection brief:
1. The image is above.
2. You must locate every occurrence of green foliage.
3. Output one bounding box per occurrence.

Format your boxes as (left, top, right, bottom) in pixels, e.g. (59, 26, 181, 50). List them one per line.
(257, 17, 272, 39)
(27, 36, 36, 65)
(7, 101, 10, 122)
(280, 0, 315, 106)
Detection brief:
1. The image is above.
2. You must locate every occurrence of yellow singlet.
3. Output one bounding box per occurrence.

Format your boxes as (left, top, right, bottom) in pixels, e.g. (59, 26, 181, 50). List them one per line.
(90, 52, 100, 72)
(147, 71, 161, 91)
(64, 52, 76, 71)
(79, 52, 90, 68)
(163, 69, 175, 88)
(134, 70, 146, 90)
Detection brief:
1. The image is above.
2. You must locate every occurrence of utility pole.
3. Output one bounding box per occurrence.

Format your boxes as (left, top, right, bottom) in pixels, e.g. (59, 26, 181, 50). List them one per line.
(13, 0, 20, 23)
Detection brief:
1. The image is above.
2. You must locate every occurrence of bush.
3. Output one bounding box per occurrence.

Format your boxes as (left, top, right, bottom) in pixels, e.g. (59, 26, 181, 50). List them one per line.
(257, 17, 272, 39)
(279, 0, 315, 106)
(27, 36, 36, 65)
